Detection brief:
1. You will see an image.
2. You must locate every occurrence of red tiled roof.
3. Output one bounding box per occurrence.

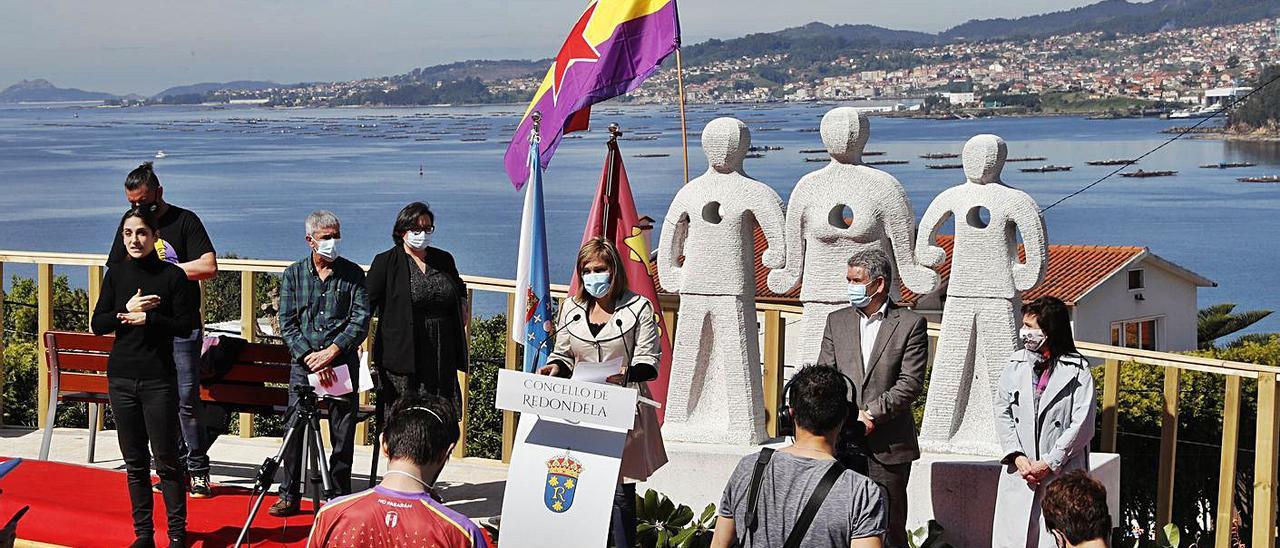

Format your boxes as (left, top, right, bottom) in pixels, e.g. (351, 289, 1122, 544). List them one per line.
(653, 229, 1149, 306)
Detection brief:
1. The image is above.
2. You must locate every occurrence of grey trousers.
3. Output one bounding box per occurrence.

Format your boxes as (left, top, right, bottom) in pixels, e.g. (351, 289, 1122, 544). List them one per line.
(867, 460, 911, 548)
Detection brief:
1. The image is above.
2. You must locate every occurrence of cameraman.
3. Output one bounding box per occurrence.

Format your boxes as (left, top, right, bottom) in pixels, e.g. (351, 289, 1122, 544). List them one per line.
(272, 210, 370, 517)
(712, 366, 887, 548)
(816, 250, 928, 547)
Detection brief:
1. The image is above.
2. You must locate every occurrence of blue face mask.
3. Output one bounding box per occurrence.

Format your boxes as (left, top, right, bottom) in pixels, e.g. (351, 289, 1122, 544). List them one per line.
(848, 282, 872, 308)
(583, 272, 612, 299)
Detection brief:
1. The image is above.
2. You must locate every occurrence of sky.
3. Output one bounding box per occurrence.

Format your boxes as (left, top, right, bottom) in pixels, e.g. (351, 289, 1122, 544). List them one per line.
(1, 0, 1103, 97)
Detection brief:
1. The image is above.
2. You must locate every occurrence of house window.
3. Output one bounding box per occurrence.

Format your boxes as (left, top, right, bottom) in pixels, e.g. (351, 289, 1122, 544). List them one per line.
(1128, 269, 1145, 290)
(1111, 318, 1159, 350)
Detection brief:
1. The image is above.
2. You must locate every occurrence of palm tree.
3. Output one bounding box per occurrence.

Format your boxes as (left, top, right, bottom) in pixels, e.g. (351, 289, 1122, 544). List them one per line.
(1198, 303, 1273, 349)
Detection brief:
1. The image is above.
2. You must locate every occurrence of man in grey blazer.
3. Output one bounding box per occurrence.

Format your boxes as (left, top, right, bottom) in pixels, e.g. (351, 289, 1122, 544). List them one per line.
(817, 249, 929, 548)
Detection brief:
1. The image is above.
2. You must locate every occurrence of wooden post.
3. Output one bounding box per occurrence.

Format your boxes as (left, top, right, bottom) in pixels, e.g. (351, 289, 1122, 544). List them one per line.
(239, 271, 257, 438)
(762, 310, 785, 437)
(501, 293, 519, 464)
(452, 288, 475, 460)
(1215, 375, 1242, 548)
(88, 265, 106, 431)
(36, 264, 53, 429)
(1099, 359, 1120, 453)
(1155, 367, 1180, 540)
(1253, 373, 1280, 548)
(0, 261, 5, 426)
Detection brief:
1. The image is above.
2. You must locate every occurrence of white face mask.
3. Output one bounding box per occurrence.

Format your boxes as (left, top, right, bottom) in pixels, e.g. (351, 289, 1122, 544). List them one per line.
(582, 272, 612, 299)
(405, 230, 431, 250)
(1020, 327, 1047, 352)
(314, 237, 340, 261)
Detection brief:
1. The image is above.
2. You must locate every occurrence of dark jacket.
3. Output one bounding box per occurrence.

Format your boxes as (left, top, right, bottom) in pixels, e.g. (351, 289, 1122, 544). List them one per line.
(817, 302, 929, 465)
(366, 245, 468, 375)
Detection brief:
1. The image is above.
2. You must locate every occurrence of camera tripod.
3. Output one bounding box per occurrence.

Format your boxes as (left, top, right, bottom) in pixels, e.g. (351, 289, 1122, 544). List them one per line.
(235, 385, 337, 547)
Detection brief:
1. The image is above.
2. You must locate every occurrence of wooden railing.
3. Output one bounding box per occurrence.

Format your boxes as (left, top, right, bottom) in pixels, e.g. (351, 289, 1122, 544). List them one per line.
(0, 249, 1276, 546)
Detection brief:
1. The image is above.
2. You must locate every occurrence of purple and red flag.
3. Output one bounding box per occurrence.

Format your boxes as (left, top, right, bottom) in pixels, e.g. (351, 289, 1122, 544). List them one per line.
(504, 0, 681, 188)
(569, 142, 674, 421)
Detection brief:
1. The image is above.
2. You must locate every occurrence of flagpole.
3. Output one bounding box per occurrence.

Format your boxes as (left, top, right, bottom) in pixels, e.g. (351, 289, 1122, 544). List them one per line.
(675, 47, 690, 184)
(602, 122, 622, 236)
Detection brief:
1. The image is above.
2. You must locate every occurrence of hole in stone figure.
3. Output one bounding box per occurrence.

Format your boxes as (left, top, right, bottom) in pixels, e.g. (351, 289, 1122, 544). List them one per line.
(702, 202, 723, 224)
(828, 204, 853, 229)
(966, 206, 991, 229)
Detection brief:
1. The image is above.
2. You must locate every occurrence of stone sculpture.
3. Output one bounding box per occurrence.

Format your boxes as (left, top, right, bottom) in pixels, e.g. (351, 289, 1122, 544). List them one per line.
(658, 117, 786, 445)
(915, 134, 1049, 456)
(767, 107, 935, 365)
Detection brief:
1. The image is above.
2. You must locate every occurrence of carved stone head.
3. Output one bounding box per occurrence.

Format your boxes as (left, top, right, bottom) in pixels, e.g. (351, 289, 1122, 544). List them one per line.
(962, 134, 1007, 185)
(820, 107, 870, 164)
(702, 117, 750, 174)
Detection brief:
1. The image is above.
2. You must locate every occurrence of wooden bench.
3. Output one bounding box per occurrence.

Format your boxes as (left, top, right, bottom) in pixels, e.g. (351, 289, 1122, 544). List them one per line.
(38, 330, 373, 463)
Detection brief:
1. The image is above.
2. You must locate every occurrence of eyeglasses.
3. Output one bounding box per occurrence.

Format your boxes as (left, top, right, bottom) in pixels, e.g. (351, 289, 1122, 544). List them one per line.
(413, 226, 436, 234)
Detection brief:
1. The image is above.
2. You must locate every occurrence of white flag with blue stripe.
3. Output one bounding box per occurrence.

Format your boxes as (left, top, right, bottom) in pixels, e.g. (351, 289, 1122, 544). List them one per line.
(512, 137, 553, 372)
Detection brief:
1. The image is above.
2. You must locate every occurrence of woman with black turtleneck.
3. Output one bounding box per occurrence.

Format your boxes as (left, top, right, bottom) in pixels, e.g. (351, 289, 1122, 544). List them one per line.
(92, 207, 198, 548)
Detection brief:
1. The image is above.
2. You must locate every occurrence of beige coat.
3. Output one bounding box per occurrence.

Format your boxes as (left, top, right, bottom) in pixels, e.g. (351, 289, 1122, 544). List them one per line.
(548, 291, 669, 482)
(992, 349, 1097, 548)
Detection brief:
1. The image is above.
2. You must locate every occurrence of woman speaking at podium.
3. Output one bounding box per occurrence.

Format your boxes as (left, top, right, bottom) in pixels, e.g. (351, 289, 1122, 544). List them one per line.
(537, 237, 668, 548)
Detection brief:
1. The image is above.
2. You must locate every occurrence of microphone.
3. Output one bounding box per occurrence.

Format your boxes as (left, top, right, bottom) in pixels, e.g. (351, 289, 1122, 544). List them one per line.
(616, 318, 634, 383)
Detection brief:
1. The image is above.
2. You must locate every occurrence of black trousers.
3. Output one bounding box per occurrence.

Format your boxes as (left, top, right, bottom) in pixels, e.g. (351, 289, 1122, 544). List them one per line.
(108, 376, 186, 538)
(610, 483, 637, 547)
(867, 460, 911, 548)
(278, 364, 359, 500)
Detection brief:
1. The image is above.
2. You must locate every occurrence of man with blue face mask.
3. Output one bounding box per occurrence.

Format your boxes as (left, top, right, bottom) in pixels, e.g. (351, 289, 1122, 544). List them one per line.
(272, 210, 370, 517)
(816, 249, 929, 547)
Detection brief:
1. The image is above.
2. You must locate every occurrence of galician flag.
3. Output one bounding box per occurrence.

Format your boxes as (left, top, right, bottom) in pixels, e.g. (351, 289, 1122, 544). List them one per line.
(504, 0, 681, 188)
(512, 138, 553, 373)
(568, 140, 674, 421)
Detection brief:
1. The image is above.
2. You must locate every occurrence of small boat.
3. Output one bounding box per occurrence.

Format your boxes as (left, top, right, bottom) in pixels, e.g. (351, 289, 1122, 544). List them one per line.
(1120, 170, 1177, 178)
(460, 138, 487, 142)
(633, 153, 671, 158)
(921, 153, 960, 159)
(1020, 165, 1072, 173)
(804, 157, 829, 163)
(1200, 162, 1256, 169)
(748, 145, 784, 152)
(799, 149, 826, 154)
(1086, 159, 1137, 166)
(865, 160, 909, 166)
(154, 151, 167, 159)
(863, 151, 885, 156)
(755, 127, 782, 132)
(745, 153, 765, 159)
(621, 135, 658, 141)
(1238, 175, 1280, 183)
(926, 163, 964, 170)
(1006, 156, 1047, 162)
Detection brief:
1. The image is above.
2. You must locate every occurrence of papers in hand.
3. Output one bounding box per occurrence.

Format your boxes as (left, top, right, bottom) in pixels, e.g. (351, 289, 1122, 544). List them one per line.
(308, 364, 353, 397)
(571, 357, 625, 385)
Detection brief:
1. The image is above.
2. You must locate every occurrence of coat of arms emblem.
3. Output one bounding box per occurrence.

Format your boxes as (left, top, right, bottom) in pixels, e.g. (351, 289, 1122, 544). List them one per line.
(544, 454, 583, 513)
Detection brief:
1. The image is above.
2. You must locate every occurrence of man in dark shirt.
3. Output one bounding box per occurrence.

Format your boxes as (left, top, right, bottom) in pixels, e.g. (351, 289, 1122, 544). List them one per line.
(107, 162, 219, 498)
(271, 210, 370, 517)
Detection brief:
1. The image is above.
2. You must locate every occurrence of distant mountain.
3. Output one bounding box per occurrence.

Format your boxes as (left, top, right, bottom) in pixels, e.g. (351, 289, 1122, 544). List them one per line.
(0, 79, 117, 103)
(396, 60, 546, 84)
(678, 22, 939, 67)
(942, 0, 1280, 41)
(152, 80, 283, 99)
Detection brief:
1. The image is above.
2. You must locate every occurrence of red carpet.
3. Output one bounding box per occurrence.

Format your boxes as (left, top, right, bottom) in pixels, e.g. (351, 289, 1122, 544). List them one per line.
(0, 457, 318, 547)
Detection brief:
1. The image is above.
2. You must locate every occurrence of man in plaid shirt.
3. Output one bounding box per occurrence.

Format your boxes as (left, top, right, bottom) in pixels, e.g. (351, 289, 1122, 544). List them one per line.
(271, 210, 370, 517)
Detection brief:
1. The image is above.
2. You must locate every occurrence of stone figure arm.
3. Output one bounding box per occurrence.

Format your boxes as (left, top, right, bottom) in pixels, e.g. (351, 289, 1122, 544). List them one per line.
(751, 188, 787, 270)
(994, 357, 1025, 464)
(1045, 360, 1097, 472)
(880, 184, 932, 295)
(766, 193, 805, 294)
(1010, 193, 1049, 292)
(657, 195, 690, 293)
(866, 314, 926, 421)
(912, 197, 950, 293)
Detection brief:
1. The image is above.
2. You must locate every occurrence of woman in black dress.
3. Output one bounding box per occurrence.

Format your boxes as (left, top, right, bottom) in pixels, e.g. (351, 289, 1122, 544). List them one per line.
(92, 207, 198, 547)
(367, 202, 468, 425)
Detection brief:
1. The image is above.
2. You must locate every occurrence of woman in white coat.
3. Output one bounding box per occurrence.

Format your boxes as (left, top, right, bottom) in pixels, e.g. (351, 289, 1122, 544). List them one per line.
(537, 237, 668, 548)
(992, 296, 1098, 548)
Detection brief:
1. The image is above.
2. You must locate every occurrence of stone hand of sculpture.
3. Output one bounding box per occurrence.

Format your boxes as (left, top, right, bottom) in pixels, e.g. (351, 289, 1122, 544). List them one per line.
(656, 212, 688, 293)
(761, 248, 785, 270)
(1009, 195, 1049, 293)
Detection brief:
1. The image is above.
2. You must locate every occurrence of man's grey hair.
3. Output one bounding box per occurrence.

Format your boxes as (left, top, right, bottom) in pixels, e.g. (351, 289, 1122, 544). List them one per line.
(847, 249, 893, 284)
(305, 210, 340, 235)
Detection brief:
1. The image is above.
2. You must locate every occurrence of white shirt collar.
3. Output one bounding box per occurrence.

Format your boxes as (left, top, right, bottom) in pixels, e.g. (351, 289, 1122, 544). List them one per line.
(856, 301, 888, 321)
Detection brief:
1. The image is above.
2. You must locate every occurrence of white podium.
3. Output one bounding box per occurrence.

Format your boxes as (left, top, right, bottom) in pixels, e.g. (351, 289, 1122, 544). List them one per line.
(496, 370, 640, 548)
